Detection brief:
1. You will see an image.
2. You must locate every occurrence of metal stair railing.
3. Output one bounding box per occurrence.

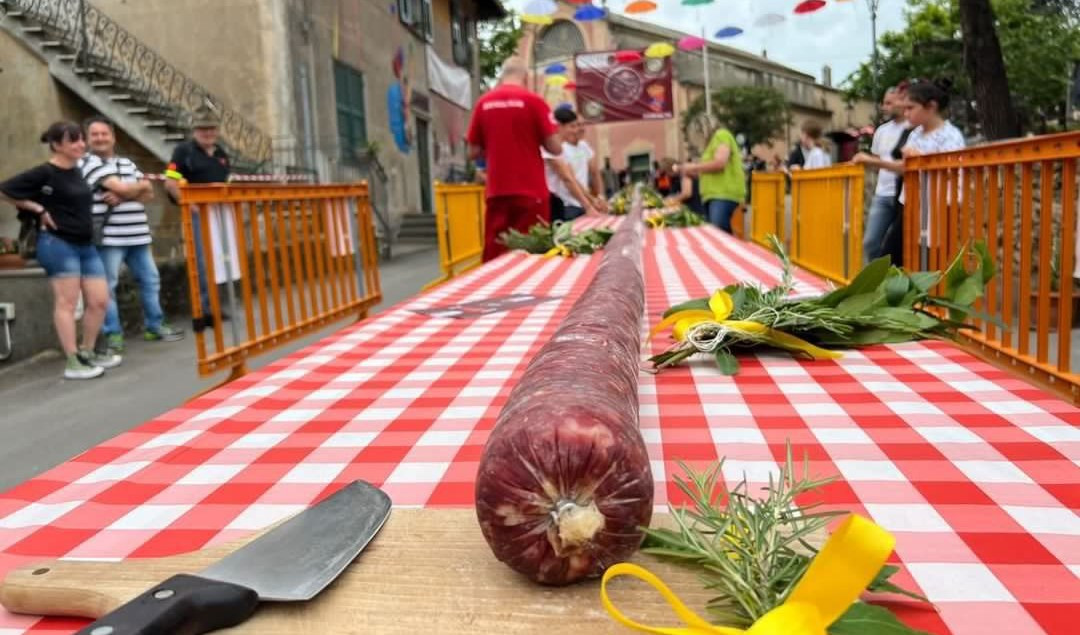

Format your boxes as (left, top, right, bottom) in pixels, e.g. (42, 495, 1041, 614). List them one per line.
(4, 0, 272, 167)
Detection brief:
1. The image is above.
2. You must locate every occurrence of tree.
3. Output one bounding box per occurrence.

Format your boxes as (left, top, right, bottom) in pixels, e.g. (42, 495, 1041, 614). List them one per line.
(477, 12, 523, 88)
(958, 0, 1020, 138)
(844, 0, 1080, 134)
(682, 86, 790, 155)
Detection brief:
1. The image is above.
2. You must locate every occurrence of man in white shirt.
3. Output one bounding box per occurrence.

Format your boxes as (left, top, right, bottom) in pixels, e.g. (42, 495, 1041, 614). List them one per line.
(542, 107, 605, 220)
(853, 85, 910, 263)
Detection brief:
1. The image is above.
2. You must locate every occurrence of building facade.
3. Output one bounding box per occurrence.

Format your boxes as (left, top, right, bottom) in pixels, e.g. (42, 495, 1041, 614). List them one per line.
(518, 4, 875, 178)
(0, 0, 502, 252)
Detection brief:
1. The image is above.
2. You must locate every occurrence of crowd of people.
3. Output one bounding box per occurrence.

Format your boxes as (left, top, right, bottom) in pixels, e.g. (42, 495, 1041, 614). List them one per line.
(0, 103, 232, 380)
(468, 57, 963, 270)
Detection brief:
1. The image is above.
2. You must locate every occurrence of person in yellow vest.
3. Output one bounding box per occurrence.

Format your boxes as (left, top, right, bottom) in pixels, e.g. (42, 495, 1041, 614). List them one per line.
(673, 124, 746, 233)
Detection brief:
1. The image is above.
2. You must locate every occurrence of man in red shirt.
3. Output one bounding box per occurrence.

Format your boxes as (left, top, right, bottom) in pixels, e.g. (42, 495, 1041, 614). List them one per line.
(468, 57, 562, 261)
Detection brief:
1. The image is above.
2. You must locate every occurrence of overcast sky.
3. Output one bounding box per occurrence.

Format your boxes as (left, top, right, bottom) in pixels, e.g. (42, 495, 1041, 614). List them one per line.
(507, 0, 907, 86)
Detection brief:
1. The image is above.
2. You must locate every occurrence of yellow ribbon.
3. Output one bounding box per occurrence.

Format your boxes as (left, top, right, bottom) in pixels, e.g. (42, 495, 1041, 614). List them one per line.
(646, 215, 666, 230)
(544, 244, 573, 258)
(601, 514, 896, 635)
(649, 291, 842, 361)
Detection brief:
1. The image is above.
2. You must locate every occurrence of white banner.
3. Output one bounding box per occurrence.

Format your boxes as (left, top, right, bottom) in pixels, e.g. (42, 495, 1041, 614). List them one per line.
(426, 45, 471, 110)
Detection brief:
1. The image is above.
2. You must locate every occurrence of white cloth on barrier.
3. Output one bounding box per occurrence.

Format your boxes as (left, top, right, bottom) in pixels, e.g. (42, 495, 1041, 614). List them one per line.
(199, 203, 242, 285)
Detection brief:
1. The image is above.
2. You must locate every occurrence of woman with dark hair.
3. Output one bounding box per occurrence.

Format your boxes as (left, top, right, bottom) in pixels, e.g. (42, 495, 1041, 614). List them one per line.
(0, 121, 121, 379)
(901, 79, 965, 161)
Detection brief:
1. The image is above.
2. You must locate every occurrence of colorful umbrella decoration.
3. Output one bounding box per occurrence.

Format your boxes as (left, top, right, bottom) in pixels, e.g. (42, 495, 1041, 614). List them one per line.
(563, 82, 578, 90)
(614, 50, 644, 63)
(545, 63, 568, 75)
(645, 42, 675, 58)
(524, 0, 557, 15)
(573, 4, 606, 21)
(677, 35, 706, 51)
(680, 0, 713, 5)
(546, 75, 570, 88)
(794, 0, 827, 14)
(714, 26, 743, 38)
(521, 14, 554, 25)
(624, 0, 657, 13)
(754, 13, 785, 27)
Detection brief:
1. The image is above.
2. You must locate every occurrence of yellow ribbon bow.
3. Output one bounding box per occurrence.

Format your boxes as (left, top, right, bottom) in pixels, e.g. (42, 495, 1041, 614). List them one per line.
(646, 215, 666, 230)
(648, 291, 842, 361)
(543, 244, 573, 258)
(601, 514, 896, 635)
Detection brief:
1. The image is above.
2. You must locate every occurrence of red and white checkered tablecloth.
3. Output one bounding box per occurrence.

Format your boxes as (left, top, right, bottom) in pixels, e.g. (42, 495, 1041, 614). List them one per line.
(1, 224, 1077, 634)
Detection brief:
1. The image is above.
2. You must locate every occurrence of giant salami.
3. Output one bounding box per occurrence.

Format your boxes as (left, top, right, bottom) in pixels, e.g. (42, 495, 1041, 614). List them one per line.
(475, 200, 652, 586)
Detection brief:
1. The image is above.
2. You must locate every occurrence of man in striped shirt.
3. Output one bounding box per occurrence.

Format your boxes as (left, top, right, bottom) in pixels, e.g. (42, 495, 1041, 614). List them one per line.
(81, 116, 183, 353)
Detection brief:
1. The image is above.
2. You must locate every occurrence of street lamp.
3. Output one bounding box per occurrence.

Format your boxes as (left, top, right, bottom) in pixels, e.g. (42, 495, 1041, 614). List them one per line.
(867, 0, 880, 114)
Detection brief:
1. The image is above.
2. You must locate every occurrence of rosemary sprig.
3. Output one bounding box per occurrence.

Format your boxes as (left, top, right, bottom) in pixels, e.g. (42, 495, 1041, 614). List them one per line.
(641, 446, 931, 632)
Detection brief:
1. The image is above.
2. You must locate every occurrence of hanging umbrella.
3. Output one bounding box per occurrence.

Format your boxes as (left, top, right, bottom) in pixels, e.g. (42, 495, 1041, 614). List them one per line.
(624, 0, 657, 13)
(677, 35, 706, 51)
(614, 50, 644, 63)
(645, 42, 675, 58)
(545, 63, 568, 75)
(754, 13, 785, 27)
(680, 0, 713, 5)
(524, 0, 557, 15)
(573, 5, 606, 21)
(546, 75, 570, 88)
(794, 0, 827, 14)
(521, 14, 554, 25)
(714, 26, 743, 38)
(563, 82, 578, 90)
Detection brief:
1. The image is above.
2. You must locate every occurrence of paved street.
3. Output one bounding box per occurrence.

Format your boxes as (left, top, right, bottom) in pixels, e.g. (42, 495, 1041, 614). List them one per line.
(0, 244, 441, 491)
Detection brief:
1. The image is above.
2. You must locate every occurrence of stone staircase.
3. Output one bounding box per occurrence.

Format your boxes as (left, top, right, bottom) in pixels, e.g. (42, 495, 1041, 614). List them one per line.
(397, 213, 437, 243)
(0, 0, 271, 169)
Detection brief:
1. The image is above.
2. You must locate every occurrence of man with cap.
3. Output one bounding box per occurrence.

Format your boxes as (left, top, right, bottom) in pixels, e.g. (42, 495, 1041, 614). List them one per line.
(164, 102, 240, 329)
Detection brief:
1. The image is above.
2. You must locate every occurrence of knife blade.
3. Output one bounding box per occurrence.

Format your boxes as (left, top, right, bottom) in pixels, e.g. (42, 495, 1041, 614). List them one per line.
(2, 480, 391, 635)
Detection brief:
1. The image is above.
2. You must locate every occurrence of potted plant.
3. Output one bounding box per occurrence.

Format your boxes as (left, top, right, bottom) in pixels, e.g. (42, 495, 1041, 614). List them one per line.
(0, 237, 25, 270)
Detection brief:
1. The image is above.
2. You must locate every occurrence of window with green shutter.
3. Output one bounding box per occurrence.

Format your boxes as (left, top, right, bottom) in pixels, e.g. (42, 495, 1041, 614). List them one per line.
(334, 61, 367, 162)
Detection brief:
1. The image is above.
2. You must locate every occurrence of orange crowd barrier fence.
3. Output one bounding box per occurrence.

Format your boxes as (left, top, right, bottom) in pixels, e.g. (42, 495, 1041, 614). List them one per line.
(749, 172, 786, 248)
(904, 131, 1080, 402)
(790, 164, 865, 283)
(424, 182, 485, 290)
(179, 183, 382, 381)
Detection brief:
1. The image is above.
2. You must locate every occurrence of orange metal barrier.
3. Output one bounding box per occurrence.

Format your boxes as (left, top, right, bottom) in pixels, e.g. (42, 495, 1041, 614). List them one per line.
(179, 183, 382, 380)
(789, 165, 865, 283)
(424, 183, 485, 290)
(904, 131, 1080, 402)
(749, 172, 786, 248)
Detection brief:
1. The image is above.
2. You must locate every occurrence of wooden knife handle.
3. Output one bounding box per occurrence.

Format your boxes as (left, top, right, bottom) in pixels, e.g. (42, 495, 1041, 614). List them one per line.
(72, 574, 259, 635)
(0, 559, 135, 618)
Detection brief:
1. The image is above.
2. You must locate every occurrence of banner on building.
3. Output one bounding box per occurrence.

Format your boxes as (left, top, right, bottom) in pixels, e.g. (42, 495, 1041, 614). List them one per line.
(426, 45, 472, 110)
(573, 51, 673, 123)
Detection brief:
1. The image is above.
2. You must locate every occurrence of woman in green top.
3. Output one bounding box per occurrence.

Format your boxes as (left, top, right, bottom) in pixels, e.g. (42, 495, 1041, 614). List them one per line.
(674, 125, 745, 233)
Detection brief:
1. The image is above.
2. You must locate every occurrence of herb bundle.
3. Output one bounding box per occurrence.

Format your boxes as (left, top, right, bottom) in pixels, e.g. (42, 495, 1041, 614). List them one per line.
(641, 448, 932, 634)
(609, 184, 666, 215)
(497, 219, 614, 257)
(646, 206, 705, 229)
(650, 235, 997, 374)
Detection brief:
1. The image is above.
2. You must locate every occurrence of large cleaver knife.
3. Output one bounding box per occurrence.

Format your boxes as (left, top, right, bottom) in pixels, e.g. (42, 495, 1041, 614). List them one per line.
(0, 480, 391, 635)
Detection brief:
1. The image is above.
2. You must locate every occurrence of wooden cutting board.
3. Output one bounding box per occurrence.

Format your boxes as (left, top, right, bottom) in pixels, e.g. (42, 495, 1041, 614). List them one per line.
(1, 509, 716, 633)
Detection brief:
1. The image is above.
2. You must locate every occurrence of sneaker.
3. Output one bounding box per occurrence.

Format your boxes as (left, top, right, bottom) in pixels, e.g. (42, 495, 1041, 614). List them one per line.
(106, 333, 125, 353)
(145, 324, 185, 342)
(64, 354, 104, 380)
(79, 349, 122, 369)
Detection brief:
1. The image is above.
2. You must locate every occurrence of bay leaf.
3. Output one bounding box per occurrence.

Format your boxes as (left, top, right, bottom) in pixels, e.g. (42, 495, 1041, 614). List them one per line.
(714, 348, 740, 375)
(837, 292, 881, 316)
(908, 271, 941, 293)
(884, 274, 911, 306)
(820, 257, 891, 307)
(664, 297, 711, 317)
(828, 602, 933, 635)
